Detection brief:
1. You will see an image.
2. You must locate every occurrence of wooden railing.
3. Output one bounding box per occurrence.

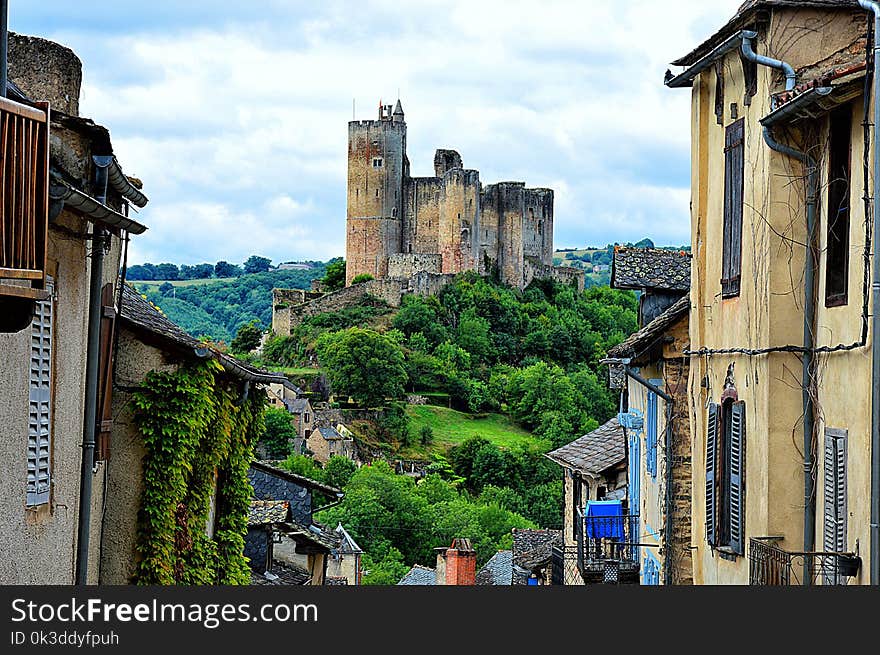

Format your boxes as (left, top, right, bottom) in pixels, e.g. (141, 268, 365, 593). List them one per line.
(0, 96, 50, 300)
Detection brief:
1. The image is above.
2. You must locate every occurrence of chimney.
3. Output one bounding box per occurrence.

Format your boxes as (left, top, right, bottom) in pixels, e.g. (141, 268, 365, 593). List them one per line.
(444, 538, 476, 586)
(434, 546, 447, 585)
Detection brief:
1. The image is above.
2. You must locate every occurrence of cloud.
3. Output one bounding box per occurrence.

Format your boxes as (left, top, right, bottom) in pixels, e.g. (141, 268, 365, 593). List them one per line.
(11, 0, 743, 264)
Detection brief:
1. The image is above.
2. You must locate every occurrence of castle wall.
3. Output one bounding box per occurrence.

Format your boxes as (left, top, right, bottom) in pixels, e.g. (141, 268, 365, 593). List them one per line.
(483, 182, 526, 288)
(523, 188, 554, 264)
(438, 169, 480, 275)
(434, 149, 463, 177)
(523, 261, 585, 292)
(388, 254, 443, 279)
(403, 177, 442, 255)
(345, 218, 401, 284)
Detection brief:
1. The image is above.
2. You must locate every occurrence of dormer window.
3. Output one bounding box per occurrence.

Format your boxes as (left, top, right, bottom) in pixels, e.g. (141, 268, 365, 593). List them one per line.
(372, 157, 383, 168)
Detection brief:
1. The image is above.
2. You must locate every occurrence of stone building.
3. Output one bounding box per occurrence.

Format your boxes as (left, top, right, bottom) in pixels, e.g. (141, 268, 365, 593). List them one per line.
(345, 100, 579, 290)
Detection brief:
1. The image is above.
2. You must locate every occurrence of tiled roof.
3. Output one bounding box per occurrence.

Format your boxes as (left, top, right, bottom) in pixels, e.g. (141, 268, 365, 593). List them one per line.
(397, 565, 436, 585)
(476, 550, 513, 585)
(545, 418, 626, 475)
(120, 284, 296, 389)
(284, 521, 341, 552)
(250, 560, 311, 586)
(611, 247, 691, 292)
(318, 427, 344, 441)
(247, 500, 290, 526)
(325, 577, 349, 585)
(289, 398, 311, 413)
(606, 294, 690, 360)
(512, 529, 563, 571)
(250, 460, 343, 497)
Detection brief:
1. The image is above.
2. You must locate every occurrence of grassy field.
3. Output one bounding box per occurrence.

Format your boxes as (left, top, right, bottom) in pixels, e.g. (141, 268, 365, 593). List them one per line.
(134, 277, 238, 288)
(405, 405, 549, 451)
(270, 366, 322, 377)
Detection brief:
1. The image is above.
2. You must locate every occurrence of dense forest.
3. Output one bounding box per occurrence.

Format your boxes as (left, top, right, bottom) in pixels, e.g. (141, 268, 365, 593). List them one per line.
(134, 265, 326, 343)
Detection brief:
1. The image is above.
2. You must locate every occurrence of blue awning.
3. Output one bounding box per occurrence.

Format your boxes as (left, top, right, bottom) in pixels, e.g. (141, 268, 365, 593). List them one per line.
(584, 500, 625, 539)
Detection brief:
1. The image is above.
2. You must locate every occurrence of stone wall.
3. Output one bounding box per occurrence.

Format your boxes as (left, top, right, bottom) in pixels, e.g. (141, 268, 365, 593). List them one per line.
(345, 217, 401, 285)
(403, 177, 442, 255)
(438, 168, 480, 275)
(387, 253, 442, 279)
(9, 32, 82, 115)
(524, 260, 585, 292)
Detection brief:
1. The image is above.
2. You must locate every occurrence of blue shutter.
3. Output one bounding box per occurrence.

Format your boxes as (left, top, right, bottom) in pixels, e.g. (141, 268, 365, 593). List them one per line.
(705, 403, 719, 546)
(729, 402, 746, 555)
(647, 381, 661, 480)
(629, 433, 640, 518)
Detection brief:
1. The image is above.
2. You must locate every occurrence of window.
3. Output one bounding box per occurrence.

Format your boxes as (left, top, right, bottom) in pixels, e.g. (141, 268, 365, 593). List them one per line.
(304, 413, 310, 423)
(823, 428, 847, 585)
(825, 106, 852, 307)
(372, 157, 383, 168)
(722, 119, 745, 298)
(706, 399, 745, 555)
(27, 279, 54, 507)
(629, 431, 641, 518)
(571, 472, 582, 540)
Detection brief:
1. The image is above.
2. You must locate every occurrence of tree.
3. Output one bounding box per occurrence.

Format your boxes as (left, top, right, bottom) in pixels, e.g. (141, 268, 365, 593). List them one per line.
(243, 255, 272, 274)
(281, 454, 326, 482)
(351, 273, 374, 285)
(159, 282, 174, 297)
(192, 263, 214, 279)
(126, 264, 154, 280)
(230, 320, 262, 354)
(322, 258, 346, 291)
(214, 261, 242, 278)
(262, 407, 297, 459)
(419, 425, 434, 446)
(324, 456, 357, 490)
(156, 263, 179, 280)
(316, 327, 407, 407)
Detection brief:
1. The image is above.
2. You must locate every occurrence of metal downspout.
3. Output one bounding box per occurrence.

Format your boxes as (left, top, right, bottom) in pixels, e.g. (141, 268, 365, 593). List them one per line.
(762, 126, 819, 585)
(623, 365, 675, 585)
(741, 31, 797, 92)
(75, 228, 106, 585)
(858, 0, 880, 587)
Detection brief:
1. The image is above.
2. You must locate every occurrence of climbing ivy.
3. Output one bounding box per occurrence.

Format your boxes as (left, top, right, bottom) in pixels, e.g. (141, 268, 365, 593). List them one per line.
(131, 360, 266, 585)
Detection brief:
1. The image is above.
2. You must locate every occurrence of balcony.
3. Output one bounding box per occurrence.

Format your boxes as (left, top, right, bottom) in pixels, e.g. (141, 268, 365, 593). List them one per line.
(552, 512, 641, 585)
(749, 537, 862, 586)
(0, 96, 50, 302)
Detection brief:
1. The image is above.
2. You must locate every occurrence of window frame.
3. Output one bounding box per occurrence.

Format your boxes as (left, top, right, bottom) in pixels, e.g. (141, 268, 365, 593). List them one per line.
(824, 105, 853, 308)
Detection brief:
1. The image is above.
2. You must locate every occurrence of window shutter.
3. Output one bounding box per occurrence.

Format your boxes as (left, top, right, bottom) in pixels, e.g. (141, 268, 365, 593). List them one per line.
(705, 402, 719, 546)
(95, 283, 116, 463)
(728, 401, 746, 555)
(823, 429, 847, 583)
(629, 433, 640, 518)
(722, 119, 745, 297)
(27, 280, 54, 506)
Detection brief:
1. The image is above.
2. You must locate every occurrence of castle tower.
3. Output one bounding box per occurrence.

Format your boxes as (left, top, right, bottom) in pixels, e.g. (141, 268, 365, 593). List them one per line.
(345, 100, 407, 285)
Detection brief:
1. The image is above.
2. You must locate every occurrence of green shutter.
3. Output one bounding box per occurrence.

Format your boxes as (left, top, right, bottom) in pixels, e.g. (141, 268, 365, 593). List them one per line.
(729, 402, 746, 555)
(705, 403, 719, 546)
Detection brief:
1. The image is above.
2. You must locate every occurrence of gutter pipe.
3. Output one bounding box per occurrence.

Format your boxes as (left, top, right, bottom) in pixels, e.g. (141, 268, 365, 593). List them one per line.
(741, 32, 818, 583)
(665, 31, 746, 88)
(858, 0, 880, 587)
(75, 228, 107, 585)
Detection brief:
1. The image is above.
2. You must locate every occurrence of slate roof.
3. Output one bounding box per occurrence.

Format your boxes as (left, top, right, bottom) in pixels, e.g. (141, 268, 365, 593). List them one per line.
(247, 500, 290, 526)
(397, 565, 436, 585)
(476, 550, 513, 586)
(325, 577, 349, 585)
(545, 418, 626, 476)
(512, 529, 563, 571)
(606, 294, 690, 360)
(250, 560, 311, 586)
(671, 1, 859, 67)
(611, 247, 691, 292)
(318, 427, 345, 441)
(250, 460, 343, 497)
(120, 284, 297, 390)
(289, 398, 311, 413)
(283, 521, 341, 552)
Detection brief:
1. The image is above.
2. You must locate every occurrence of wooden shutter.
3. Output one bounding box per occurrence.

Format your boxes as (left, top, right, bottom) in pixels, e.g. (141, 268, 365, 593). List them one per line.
(705, 403, 719, 546)
(823, 429, 847, 583)
(26, 279, 53, 506)
(572, 472, 581, 541)
(728, 401, 746, 555)
(722, 119, 745, 297)
(95, 283, 116, 462)
(629, 433, 640, 518)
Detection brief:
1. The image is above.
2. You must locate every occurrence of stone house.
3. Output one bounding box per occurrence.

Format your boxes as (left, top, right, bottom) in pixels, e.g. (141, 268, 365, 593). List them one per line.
(545, 418, 637, 585)
(307, 426, 356, 465)
(396, 538, 478, 585)
(601, 249, 693, 586)
(99, 285, 294, 584)
(325, 523, 364, 586)
(666, 0, 875, 585)
(511, 529, 563, 585)
(247, 460, 345, 585)
(0, 33, 149, 584)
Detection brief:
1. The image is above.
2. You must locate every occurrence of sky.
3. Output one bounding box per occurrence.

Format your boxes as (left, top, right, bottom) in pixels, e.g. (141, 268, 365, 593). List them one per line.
(10, 0, 744, 266)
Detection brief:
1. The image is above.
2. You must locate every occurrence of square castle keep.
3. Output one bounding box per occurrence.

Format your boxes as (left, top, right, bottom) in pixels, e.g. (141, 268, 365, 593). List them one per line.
(345, 100, 581, 290)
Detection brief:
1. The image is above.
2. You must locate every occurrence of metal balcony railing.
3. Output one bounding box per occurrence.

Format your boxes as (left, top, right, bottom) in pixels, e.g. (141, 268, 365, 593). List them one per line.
(749, 537, 862, 586)
(0, 96, 50, 300)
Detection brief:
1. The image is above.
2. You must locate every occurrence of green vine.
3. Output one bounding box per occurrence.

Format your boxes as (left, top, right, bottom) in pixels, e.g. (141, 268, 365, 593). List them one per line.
(131, 360, 266, 585)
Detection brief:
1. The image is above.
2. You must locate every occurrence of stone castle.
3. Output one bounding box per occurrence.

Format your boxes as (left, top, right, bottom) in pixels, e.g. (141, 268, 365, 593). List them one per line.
(345, 100, 580, 290)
